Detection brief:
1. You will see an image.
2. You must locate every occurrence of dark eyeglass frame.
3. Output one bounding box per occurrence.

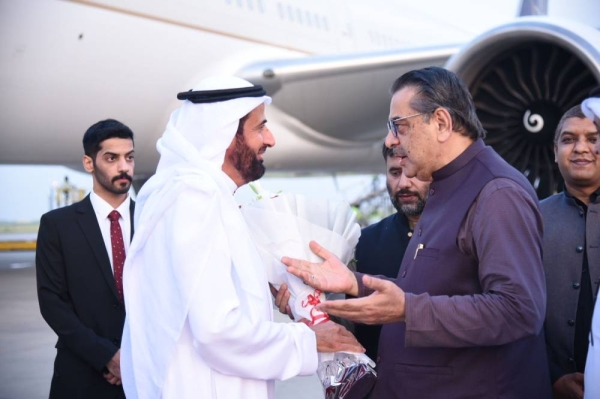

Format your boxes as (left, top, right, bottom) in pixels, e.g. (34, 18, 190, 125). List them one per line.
(387, 113, 424, 137)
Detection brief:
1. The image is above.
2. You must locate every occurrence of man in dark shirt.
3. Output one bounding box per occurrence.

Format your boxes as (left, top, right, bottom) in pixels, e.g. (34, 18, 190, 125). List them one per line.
(283, 67, 550, 398)
(353, 144, 429, 361)
(543, 105, 600, 399)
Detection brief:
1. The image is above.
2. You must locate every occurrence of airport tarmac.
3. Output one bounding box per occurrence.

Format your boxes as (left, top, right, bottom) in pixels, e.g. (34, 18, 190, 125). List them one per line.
(0, 251, 323, 399)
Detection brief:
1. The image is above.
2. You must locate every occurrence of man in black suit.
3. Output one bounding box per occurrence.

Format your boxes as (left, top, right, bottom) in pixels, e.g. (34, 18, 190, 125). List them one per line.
(36, 119, 135, 399)
(353, 144, 430, 361)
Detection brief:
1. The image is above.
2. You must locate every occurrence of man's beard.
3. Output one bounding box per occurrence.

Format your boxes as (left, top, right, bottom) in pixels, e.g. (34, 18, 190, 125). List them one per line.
(94, 167, 132, 195)
(387, 183, 427, 217)
(231, 134, 266, 183)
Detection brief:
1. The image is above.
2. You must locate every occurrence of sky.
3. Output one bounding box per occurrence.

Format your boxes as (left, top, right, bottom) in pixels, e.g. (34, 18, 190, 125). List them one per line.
(0, 164, 376, 223)
(0, 164, 95, 223)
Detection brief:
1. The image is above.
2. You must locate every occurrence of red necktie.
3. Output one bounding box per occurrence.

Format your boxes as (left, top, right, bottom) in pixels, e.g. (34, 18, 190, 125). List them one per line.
(108, 210, 125, 302)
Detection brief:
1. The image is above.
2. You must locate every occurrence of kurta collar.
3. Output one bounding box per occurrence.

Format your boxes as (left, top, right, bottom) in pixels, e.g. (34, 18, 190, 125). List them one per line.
(564, 187, 600, 207)
(432, 138, 485, 182)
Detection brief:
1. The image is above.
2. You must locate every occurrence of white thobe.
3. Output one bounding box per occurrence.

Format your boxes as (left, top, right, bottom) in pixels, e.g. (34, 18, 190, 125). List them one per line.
(122, 79, 318, 399)
(584, 302, 600, 399)
(582, 95, 600, 399)
(121, 166, 318, 399)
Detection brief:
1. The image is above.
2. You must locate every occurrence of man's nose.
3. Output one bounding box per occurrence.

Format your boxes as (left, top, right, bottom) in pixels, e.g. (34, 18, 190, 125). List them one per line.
(397, 172, 412, 189)
(384, 131, 399, 149)
(117, 157, 130, 172)
(264, 127, 276, 147)
(573, 138, 590, 153)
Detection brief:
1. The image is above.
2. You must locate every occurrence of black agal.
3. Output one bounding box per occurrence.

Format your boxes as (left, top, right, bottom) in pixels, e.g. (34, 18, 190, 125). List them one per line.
(177, 85, 266, 104)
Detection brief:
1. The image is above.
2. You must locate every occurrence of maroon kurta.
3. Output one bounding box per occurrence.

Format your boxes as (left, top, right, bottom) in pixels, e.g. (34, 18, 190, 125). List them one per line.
(359, 139, 551, 398)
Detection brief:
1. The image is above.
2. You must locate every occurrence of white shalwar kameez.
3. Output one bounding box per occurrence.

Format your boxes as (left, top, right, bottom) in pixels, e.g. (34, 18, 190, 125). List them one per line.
(582, 96, 600, 399)
(120, 77, 318, 399)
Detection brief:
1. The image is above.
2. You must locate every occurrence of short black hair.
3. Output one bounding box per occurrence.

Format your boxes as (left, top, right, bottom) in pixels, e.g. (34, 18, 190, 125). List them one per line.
(82, 119, 134, 159)
(390, 67, 486, 140)
(554, 105, 586, 144)
(589, 86, 600, 98)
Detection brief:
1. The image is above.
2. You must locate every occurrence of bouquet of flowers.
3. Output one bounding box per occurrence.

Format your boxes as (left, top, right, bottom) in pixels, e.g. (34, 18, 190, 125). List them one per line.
(240, 184, 377, 399)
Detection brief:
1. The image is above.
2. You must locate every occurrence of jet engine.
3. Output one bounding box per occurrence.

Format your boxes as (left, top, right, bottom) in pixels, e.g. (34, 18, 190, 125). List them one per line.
(239, 17, 600, 198)
(447, 17, 600, 198)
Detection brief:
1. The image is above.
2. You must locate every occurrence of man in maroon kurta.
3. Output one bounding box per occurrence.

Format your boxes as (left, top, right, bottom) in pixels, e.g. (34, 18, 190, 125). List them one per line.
(283, 67, 551, 398)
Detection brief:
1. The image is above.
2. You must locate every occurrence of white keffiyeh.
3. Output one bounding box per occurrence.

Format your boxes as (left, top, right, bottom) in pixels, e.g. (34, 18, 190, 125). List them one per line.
(581, 95, 600, 399)
(120, 77, 317, 399)
(581, 97, 600, 124)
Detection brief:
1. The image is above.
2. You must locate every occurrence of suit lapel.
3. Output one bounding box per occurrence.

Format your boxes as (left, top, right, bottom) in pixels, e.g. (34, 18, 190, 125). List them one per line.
(77, 195, 120, 301)
(129, 200, 135, 241)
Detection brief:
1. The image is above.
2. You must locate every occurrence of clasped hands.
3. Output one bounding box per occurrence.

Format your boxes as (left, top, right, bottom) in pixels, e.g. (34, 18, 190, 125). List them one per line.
(104, 349, 121, 386)
(281, 240, 406, 325)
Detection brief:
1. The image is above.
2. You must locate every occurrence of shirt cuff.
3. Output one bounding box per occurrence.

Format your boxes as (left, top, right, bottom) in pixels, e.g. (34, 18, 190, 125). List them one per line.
(353, 272, 375, 297)
(403, 292, 434, 347)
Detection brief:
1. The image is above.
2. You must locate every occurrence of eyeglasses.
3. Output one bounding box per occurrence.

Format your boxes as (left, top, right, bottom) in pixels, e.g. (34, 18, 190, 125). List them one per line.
(387, 113, 424, 137)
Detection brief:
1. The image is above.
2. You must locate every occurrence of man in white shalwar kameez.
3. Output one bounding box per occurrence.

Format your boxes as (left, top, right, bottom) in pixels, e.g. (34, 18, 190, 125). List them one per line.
(120, 76, 362, 399)
(581, 92, 600, 399)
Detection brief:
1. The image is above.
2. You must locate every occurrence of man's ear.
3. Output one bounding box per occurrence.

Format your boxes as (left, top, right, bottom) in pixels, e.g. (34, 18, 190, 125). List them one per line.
(553, 144, 558, 163)
(82, 155, 94, 173)
(433, 108, 453, 142)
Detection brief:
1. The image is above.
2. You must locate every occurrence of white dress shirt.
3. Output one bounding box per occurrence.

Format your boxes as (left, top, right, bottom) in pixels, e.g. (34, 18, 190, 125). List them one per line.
(90, 191, 131, 273)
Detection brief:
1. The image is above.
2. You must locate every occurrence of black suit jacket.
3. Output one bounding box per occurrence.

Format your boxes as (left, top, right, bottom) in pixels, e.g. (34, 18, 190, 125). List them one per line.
(353, 212, 412, 361)
(36, 195, 133, 399)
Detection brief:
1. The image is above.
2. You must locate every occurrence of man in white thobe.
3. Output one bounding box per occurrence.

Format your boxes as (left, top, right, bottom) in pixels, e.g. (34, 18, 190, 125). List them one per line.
(120, 76, 362, 399)
(582, 92, 600, 399)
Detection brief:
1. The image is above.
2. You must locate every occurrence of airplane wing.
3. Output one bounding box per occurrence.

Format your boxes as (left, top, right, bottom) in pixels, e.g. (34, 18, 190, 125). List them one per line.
(237, 45, 457, 173)
(238, 16, 600, 199)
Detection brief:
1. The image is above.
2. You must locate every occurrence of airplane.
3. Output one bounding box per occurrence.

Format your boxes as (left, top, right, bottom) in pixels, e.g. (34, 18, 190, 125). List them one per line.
(0, 0, 599, 198)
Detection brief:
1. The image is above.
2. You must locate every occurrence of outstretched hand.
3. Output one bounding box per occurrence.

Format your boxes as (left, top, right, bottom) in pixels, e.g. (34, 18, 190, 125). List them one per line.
(316, 274, 406, 325)
(281, 241, 358, 296)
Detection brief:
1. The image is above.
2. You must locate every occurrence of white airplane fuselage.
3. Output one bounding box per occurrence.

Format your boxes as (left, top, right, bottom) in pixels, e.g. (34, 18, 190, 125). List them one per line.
(0, 0, 490, 178)
(0, 0, 598, 185)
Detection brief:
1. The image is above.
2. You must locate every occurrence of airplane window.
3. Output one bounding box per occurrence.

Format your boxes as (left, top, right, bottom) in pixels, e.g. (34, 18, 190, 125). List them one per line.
(236, 0, 243, 7)
(246, 0, 254, 11)
(296, 8, 303, 25)
(277, 2, 284, 18)
(257, 0, 264, 13)
(305, 11, 312, 26)
(323, 17, 329, 31)
(287, 5, 294, 21)
(225, 0, 232, 4)
(314, 13, 320, 28)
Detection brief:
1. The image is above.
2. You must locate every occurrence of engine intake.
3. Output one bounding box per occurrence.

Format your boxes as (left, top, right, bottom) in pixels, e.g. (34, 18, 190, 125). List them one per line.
(447, 17, 600, 198)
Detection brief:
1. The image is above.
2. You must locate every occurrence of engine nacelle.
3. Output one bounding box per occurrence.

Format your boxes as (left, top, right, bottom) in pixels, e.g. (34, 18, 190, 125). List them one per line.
(447, 17, 600, 197)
